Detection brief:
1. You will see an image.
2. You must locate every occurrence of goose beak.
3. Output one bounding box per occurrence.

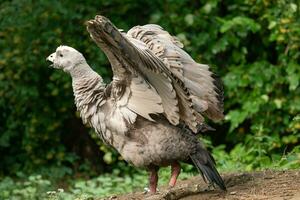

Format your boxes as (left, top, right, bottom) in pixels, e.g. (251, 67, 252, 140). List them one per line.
(46, 52, 55, 67)
(46, 52, 55, 62)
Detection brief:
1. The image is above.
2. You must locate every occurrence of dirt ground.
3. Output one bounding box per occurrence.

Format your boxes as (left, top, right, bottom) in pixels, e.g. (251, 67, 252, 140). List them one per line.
(103, 170, 300, 200)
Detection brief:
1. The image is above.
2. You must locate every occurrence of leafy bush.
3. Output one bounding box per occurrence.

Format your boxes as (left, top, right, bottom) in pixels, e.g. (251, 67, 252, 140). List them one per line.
(0, 175, 51, 200)
(0, 0, 155, 176)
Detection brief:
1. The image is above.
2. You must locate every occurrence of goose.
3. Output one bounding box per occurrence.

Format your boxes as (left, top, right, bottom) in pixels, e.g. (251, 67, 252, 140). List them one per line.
(46, 15, 225, 194)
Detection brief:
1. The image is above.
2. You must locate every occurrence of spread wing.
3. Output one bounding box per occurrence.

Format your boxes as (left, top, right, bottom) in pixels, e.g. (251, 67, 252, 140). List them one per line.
(127, 25, 224, 121)
(86, 15, 224, 133)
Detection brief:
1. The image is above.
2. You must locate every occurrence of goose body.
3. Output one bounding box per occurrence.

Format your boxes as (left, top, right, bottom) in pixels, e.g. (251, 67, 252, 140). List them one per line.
(47, 15, 226, 193)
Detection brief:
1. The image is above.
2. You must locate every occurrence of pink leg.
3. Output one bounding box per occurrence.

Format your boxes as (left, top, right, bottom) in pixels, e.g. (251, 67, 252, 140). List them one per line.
(149, 168, 159, 193)
(169, 162, 181, 187)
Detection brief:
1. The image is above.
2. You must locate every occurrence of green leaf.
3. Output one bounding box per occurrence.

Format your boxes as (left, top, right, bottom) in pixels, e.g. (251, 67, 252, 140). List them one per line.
(184, 14, 194, 26)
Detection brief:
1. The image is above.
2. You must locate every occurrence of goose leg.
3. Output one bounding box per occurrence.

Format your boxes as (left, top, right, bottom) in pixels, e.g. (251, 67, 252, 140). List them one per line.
(169, 162, 181, 187)
(149, 167, 159, 193)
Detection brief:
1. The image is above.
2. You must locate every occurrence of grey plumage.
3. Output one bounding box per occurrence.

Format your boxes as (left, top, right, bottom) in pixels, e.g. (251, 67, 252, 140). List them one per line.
(46, 15, 226, 193)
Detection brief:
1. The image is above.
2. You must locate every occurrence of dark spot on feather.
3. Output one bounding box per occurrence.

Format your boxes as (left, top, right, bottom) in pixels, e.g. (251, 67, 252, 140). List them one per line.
(104, 83, 112, 98)
(212, 76, 224, 109)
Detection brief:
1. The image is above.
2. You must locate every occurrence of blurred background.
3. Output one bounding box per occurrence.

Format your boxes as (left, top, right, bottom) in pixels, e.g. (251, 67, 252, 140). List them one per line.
(0, 0, 299, 199)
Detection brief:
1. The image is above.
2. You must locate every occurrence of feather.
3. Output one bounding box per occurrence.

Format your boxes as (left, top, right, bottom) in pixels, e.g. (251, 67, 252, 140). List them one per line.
(127, 24, 224, 123)
(127, 76, 163, 121)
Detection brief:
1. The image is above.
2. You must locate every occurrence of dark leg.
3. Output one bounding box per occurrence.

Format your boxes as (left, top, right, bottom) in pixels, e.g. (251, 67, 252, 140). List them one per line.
(169, 162, 181, 187)
(149, 167, 159, 193)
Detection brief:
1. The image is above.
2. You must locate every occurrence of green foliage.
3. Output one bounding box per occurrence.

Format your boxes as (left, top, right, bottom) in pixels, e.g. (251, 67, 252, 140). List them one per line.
(0, 167, 195, 200)
(0, 0, 300, 198)
(213, 134, 300, 171)
(0, 0, 154, 176)
(0, 175, 52, 200)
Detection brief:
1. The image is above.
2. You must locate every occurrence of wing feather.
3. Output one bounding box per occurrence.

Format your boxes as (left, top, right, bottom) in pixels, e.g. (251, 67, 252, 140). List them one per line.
(127, 75, 164, 121)
(86, 15, 224, 133)
(127, 24, 224, 121)
(87, 16, 182, 127)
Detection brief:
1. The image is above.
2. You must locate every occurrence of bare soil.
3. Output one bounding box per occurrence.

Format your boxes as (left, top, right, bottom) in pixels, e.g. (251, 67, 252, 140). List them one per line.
(104, 170, 300, 200)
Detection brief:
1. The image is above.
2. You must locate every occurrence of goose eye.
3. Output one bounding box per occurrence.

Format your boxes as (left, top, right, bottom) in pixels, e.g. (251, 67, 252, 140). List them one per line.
(59, 54, 63, 57)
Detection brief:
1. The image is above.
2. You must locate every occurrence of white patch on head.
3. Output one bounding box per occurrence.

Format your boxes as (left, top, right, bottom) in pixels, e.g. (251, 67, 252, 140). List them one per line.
(47, 45, 86, 72)
(56, 45, 78, 53)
